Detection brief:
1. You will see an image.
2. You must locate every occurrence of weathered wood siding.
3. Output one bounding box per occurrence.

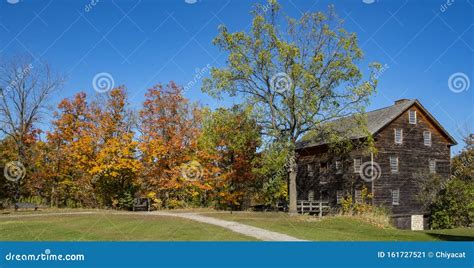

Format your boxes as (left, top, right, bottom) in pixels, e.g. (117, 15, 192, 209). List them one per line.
(372, 104, 451, 215)
(296, 103, 453, 216)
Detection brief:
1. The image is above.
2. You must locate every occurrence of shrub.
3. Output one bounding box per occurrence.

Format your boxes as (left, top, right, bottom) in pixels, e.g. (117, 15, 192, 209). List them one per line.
(353, 187, 373, 214)
(429, 178, 473, 229)
(341, 186, 374, 214)
(341, 195, 353, 214)
(118, 191, 134, 210)
(167, 199, 186, 209)
(147, 192, 162, 210)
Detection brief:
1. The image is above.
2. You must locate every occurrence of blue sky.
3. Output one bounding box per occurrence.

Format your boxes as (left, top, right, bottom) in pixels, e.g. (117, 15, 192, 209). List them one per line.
(0, 0, 472, 153)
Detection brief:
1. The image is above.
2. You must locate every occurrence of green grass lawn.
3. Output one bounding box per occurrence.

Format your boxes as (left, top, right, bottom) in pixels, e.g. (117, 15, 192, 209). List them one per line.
(0, 212, 255, 241)
(202, 212, 474, 241)
(1, 210, 472, 241)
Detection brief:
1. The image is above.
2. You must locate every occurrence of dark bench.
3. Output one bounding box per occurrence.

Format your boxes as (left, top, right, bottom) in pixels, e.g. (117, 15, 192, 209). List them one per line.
(14, 202, 39, 211)
(132, 198, 150, 211)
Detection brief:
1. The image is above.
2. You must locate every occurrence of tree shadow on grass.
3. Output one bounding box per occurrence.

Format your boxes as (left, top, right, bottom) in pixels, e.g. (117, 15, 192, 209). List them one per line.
(425, 232, 474, 241)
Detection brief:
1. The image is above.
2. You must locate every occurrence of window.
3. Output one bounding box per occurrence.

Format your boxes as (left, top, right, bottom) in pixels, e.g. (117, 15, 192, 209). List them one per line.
(320, 162, 328, 173)
(335, 161, 342, 174)
(353, 158, 362, 173)
(392, 189, 400, 205)
(354, 190, 362, 203)
(307, 164, 314, 177)
(308, 190, 315, 201)
(390, 156, 399, 173)
(336, 190, 343, 204)
(394, 129, 403, 144)
(409, 110, 417, 124)
(429, 160, 436, 174)
(423, 131, 432, 146)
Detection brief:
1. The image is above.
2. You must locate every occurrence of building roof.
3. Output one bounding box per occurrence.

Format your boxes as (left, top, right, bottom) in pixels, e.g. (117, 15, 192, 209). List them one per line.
(296, 99, 457, 150)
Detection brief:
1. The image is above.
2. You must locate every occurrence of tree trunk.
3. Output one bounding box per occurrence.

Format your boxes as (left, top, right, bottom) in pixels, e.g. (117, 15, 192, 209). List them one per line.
(288, 150, 298, 215)
(288, 164, 297, 215)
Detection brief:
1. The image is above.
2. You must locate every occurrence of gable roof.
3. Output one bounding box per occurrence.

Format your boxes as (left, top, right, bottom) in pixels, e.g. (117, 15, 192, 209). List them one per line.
(296, 99, 457, 150)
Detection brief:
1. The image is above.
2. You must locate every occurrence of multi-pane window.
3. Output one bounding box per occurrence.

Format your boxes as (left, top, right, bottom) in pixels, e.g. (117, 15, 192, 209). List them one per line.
(353, 158, 362, 173)
(336, 190, 343, 204)
(308, 190, 315, 202)
(409, 110, 417, 124)
(335, 161, 342, 174)
(307, 164, 314, 177)
(423, 131, 432, 146)
(392, 189, 400, 205)
(394, 129, 403, 144)
(354, 190, 362, 203)
(390, 156, 399, 173)
(429, 160, 436, 174)
(320, 162, 328, 173)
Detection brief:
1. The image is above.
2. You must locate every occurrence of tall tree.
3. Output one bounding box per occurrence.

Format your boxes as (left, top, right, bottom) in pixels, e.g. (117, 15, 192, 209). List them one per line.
(203, 1, 379, 213)
(47, 92, 96, 207)
(198, 106, 261, 210)
(0, 55, 63, 200)
(138, 82, 202, 207)
(90, 87, 141, 208)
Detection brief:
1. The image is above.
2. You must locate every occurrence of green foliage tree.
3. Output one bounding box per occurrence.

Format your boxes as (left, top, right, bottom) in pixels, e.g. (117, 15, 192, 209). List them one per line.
(202, 0, 379, 213)
(430, 178, 473, 229)
(198, 106, 261, 210)
(451, 136, 473, 182)
(421, 133, 474, 229)
(252, 142, 288, 206)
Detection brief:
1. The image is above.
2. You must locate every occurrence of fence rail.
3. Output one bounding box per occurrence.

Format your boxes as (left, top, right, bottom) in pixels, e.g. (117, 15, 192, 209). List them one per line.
(277, 200, 330, 216)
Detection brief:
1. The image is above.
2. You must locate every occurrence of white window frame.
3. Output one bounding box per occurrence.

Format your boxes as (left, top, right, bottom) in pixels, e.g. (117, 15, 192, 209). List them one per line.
(423, 131, 432, 146)
(353, 158, 362, 173)
(335, 161, 342, 174)
(308, 190, 315, 202)
(392, 189, 400, 205)
(307, 164, 314, 175)
(429, 159, 436, 174)
(336, 190, 343, 204)
(390, 156, 399, 173)
(394, 129, 403, 144)
(409, 110, 417, 124)
(354, 190, 362, 203)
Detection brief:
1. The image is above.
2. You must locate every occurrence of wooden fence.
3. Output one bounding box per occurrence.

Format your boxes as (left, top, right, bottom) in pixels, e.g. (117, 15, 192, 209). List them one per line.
(277, 200, 330, 216)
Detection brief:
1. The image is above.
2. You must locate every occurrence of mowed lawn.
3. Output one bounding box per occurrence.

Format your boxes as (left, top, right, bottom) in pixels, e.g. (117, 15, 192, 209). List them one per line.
(0, 211, 255, 241)
(1, 210, 472, 241)
(202, 212, 474, 241)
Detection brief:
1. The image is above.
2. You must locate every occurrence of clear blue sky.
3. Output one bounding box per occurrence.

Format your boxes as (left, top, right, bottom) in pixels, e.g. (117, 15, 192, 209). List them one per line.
(0, 0, 472, 153)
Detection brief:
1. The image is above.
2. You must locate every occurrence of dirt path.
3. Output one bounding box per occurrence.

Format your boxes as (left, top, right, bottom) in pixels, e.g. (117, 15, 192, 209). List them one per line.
(149, 211, 306, 241)
(0, 210, 306, 241)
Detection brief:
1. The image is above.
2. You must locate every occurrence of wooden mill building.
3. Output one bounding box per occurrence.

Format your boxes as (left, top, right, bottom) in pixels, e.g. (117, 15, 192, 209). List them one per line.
(295, 99, 457, 229)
